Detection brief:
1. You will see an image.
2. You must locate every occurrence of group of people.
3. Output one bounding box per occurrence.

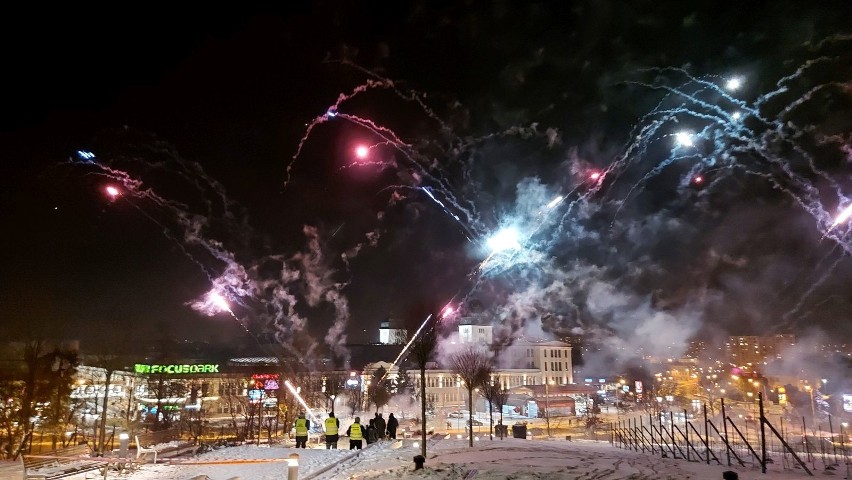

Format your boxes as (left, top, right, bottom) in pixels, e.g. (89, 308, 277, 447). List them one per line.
(292, 411, 400, 450)
(344, 412, 399, 449)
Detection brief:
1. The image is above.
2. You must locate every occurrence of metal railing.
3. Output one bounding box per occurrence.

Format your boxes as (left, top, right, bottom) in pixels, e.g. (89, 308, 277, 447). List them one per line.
(610, 394, 851, 477)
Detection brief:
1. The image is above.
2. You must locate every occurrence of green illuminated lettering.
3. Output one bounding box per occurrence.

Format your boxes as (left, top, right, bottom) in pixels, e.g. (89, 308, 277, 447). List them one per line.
(135, 362, 220, 375)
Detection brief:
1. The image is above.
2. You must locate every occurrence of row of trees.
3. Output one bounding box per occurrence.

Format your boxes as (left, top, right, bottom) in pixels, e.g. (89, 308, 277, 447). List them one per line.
(407, 324, 512, 452)
(0, 319, 510, 459)
(0, 341, 78, 459)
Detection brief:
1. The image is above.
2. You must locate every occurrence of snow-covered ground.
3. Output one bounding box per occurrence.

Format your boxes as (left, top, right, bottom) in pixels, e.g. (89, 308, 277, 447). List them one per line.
(12, 437, 839, 480)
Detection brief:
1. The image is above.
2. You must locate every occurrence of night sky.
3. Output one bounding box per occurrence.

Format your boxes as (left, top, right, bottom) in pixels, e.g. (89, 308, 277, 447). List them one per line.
(2, 2, 852, 367)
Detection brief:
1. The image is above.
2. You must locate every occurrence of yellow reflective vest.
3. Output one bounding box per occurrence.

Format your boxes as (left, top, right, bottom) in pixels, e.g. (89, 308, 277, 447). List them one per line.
(325, 417, 338, 435)
(295, 417, 308, 436)
(349, 422, 362, 440)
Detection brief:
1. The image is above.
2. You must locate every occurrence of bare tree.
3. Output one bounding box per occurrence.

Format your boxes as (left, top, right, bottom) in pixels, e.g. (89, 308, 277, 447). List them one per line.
(344, 387, 364, 416)
(367, 367, 392, 413)
(0, 340, 78, 458)
(322, 372, 344, 414)
(492, 384, 511, 439)
(88, 354, 127, 455)
(480, 377, 508, 440)
(450, 345, 492, 447)
(411, 325, 436, 458)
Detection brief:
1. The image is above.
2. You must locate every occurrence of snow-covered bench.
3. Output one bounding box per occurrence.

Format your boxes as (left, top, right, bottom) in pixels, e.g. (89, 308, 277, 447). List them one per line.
(23, 444, 108, 479)
(134, 427, 195, 463)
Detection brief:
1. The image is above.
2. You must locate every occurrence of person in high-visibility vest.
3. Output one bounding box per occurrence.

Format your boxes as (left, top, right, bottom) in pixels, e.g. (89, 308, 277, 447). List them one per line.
(294, 412, 310, 448)
(346, 416, 363, 450)
(324, 412, 340, 449)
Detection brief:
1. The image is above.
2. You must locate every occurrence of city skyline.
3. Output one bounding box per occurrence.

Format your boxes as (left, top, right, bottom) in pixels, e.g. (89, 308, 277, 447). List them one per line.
(2, 3, 852, 378)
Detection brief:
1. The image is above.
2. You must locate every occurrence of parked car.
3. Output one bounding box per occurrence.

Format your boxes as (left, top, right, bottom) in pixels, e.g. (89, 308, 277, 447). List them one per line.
(469, 419, 484, 426)
(448, 411, 465, 418)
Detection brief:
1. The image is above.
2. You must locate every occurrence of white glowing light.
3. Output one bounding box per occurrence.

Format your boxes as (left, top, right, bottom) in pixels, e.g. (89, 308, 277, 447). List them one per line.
(355, 145, 369, 158)
(412, 442, 419, 448)
(546, 196, 563, 209)
(725, 77, 743, 91)
(210, 292, 230, 312)
(589, 171, 601, 181)
(831, 203, 852, 229)
(732, 111, 742, 120)
(487, 228, 521, 253)
(442, 305, 455, 317)
(693, 175, 704, 184)
(675, 131, 694, 147)
(284, 380, 323, 427)
(326, 110, 337, 117)
(105, 186, 120, 198)
(383, 313, 433, 382)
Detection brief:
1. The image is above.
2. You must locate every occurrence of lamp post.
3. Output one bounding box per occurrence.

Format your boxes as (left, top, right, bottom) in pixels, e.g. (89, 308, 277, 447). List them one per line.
(804, 385, 816, 419)
(544, 380, 551, 438)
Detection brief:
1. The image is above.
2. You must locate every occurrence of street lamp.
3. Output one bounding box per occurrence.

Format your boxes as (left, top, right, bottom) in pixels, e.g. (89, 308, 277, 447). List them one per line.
(804, 385, 816, 418)
(544, 380, 553, 438)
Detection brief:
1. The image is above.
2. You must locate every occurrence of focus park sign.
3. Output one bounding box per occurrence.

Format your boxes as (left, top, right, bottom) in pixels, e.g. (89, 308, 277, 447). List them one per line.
(135, 363, 220, 375)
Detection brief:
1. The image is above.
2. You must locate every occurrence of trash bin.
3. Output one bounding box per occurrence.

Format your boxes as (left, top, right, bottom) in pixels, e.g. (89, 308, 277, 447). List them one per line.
(495, 424, 508, 438)
(511, 423, 527, 439)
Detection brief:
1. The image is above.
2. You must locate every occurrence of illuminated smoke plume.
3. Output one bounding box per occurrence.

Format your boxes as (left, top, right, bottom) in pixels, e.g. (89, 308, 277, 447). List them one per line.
(286, 35, 852, 366)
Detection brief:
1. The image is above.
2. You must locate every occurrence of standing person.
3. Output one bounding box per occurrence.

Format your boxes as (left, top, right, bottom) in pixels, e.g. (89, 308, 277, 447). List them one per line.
(365, 419, 378, 444)
(374, 413, 386, 441)
(346, 417, 363, 450)
(294, 412, 310, 448)
(324, 412, 340, 449)
(386, 413, 399, 440)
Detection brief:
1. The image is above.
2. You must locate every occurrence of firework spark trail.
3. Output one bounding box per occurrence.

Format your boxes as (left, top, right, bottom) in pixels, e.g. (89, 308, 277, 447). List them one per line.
(605, 51, 851, 242)
(197, 291, 252, 335)
(782, 251, 846, 325)
(381, 313, 434, 382)
(286, 79, 399, 187)
(288, 69, 588, 250)
(91, 166, 311, 354)
(335, 59, 457, 138)
(287, 39, 851, 365)
(380, 180, 592, 378)
(73, 155, 226, 279)
(284, 380, 324, 427)
(71, 149, 351, 367)
(290, 66, 641, 359)
(590, 46, 852, 323)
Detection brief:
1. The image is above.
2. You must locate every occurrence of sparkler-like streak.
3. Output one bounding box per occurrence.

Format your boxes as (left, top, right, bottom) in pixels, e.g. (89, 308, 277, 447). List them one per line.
(284, 380, 324, 428)
(381, 313, 433, 382)
(203, 291, 252, 336)
(827, 203, 852, 233)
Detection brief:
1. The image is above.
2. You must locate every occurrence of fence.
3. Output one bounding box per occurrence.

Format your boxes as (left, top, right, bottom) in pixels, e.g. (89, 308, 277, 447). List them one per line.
(610, 394, 850, 477)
